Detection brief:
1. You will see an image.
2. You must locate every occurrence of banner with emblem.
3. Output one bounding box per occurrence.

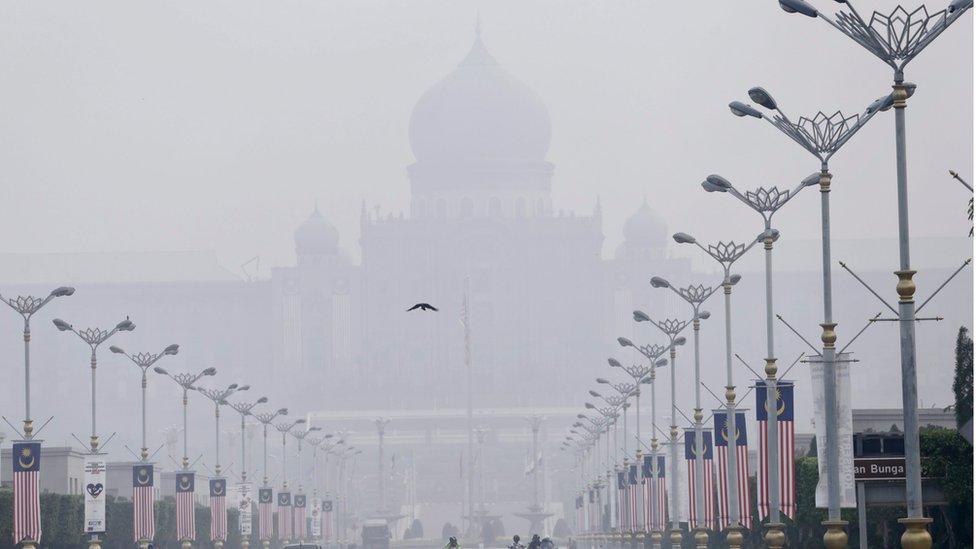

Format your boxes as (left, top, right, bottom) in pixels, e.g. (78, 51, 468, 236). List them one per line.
(683, 429, 715, 530)
(237, 483, 253, 537)
(209, 478, 228, 541)
(756, 380, 803, 518)
(84, 459, 107, 533)
(258, 488, 274, 540)
(13, 441, 42, 544)
(322, 497, 334, 541)
(132, 464, 155, 542)
(310, 497, 321, 538)
(713, 409, 752, 530)
(277, 491, 292, 541)
(175, 472, 196, 541)
(293, 494, 307, 541)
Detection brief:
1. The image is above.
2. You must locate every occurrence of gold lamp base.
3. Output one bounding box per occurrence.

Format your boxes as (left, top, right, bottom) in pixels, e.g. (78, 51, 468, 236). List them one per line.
(241, 539, 249, 549)
(88, 536, 102, 549)
(725, 525, 745, 549)
(648, 530, 663, 549)
(214, 540, 224, 549)
(764, 522, 787, 549)
(693, 528, 709, 549)
(822, 520, 848, 549)
(261, 539, 270, 549)
(898, 517, 933, 549)
(669, 529, 684, 546)
(181, 540, 193, 549)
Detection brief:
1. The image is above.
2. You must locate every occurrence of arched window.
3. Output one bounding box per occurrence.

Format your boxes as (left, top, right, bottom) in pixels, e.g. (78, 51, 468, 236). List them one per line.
(460, 197, 475, 219)
(515, 197, 527, 219)
(436, 198, 447, 219)
(488, 196, 502, 217)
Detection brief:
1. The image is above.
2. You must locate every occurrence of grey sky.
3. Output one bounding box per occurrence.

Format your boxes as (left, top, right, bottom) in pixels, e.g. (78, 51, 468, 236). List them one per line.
(0, 0, 971, 273)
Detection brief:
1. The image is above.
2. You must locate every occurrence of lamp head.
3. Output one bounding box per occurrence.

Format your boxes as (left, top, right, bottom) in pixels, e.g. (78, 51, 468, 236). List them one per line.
(238, 385, 250, 391)
(705, 174, 733, 190)
(701, 180, 726, 193)
(654, 358, 668, 367)
(672, 232, 696, 244)
(607, 358, 622, 368)
(747, 87, 777, 110)
(153, 366, 168, 375)
(227, 383, 239, 390)
(109, 345, 124, 354)
(729, 274, 742, 286)
(584, 402, 596, 410)
(617, 337, 634, 348)
(674, 336, 687, 346)
(729, 101, 762, 118)
(202, 367, 217, 376)
(296, 419, 306, 425)
(278, 408, 288, 415)
(52, 318, 72, 331)
(640, 377, 652, 385)
(802, 172, 821, 187)
(649, 276, 669, 288)
(633, 310, 650, 322)
(588, 390, 601, 398)
(257, 397, 268, 404)
(949, 0, 972, 13)
(310, 426, 322, 432)
(596, 378, 610, 384)
(779, 0, 819, 17)
(699, 311, 711, 320)
(51, 286, 75, 297)
(164, 344, 180, 355)
(116, 319, 135, 332)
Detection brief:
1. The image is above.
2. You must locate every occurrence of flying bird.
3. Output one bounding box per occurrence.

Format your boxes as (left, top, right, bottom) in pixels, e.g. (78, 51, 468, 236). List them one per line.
(407, 303, 438, 312)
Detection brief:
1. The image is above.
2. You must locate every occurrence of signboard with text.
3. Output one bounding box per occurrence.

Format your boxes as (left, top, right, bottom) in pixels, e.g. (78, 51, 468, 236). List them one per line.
(854, 457, 906, 481)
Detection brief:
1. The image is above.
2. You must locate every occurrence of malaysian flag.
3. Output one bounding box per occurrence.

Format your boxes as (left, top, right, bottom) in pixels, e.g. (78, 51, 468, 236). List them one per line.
(293, 494, 307, 541)
(574, 495, 584, 534)
(132, 464, 155, 542)
(175, 472, 196, 542)
(756, 380, 796, 519)
(616, 470, 627, 531)
(277, 491, 292, 541)
(714, 410, 753, 530)
(644, 454, 667, 532)
(684, 429, 715, 530)
(587, 489, 595, 533)
(12, 442, 41, 545)
(258, 488, 274, 540)
(209, 478, 227, 541)
(627, 463, 639, 533)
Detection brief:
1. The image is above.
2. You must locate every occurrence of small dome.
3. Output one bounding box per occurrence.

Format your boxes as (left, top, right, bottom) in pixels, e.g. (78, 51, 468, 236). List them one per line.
(408, 28, 551, 164)
(294, 206, 339, 255)
(622, 198, 666, 245)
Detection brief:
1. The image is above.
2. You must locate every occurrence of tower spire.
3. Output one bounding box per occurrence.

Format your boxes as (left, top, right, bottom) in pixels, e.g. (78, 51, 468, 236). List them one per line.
(475, 10, 482, 37)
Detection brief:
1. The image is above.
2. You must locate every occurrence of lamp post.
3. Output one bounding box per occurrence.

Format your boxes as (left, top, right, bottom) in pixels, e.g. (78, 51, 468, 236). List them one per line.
(730, 84, 891, 547)
(0, 286, 74, 440)
(701, 174, 817, 548)
(647, 278, 716, 549)
(53, 317, 136, 455)
(197, 383, 248, 549)
(228, 397, 266, 549)
(276, 418, 306, 544)
(197, 384, 248, 478)
(776, 2, 973, 545)
(153, 366, 217, 470)
(291, 425, 321, 542)
(110, 343, 180, 461)
(253, 408, 287, 549)
(634, 310, 688, 545)
(672, 231, 760, 547)
(53, 316, 135, 549)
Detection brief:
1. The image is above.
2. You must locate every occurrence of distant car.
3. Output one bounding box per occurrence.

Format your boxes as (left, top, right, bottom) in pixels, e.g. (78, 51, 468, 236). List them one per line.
(361, 519, 391, 549)
(283, 544, 323, 549)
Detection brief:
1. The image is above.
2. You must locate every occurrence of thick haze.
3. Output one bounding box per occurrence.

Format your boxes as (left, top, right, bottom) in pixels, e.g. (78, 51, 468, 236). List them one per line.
(0, 0, 971, 269)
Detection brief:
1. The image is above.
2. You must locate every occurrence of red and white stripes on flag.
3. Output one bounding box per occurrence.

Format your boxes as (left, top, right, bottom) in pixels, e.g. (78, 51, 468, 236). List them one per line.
(714, 410, 753, 530)
(642, 454, 667, 533)
(258, 488, 274, 540)
(756, 380, 796, 520)
(616, 471, 627, 531)
(323, 499, 334, 541)
(575, 495, 584, 534)
(12, 442, 41, 544)
(175, 472, 196, 541)
(293, 495, 307, 541)
(132, 464, 155, 542)
(277, 492, 292, 541)
(209, 479, 227, 541)
(627, 464, 639, 533)
(684, 430, 715, 531)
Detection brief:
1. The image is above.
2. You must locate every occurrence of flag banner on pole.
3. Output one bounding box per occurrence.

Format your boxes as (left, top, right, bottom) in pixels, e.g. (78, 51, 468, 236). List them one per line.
(175, 472, 196, 541)
(714, 410, 753, 530)
(237, 483, 253, 537)
(258, 488, 273, 540)
(809, 355, 857, 509)
(756, 380, 798, 519)
(277, 491, 292, 541)
(13, 442, 41, 544)
(642, 454, 666, 532)
(84, 459, 107, 534)
(209, 478, 228, 541)
(616, 470, 627, 531)
(293, 494, 307, 541)
(575, 495, 584, 534)
(323, 498, 334, 541)
(652, 455, 667, 532)
(587, 489, 595, 533)
(310, 498, 321, 538)
(133, 464, 155, 542)
(627, 464, 639, 533)
(684, 429, 715, 530)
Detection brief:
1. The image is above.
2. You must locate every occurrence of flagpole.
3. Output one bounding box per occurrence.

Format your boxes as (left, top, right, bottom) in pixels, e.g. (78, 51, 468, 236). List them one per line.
(462, 277, 474, 538)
